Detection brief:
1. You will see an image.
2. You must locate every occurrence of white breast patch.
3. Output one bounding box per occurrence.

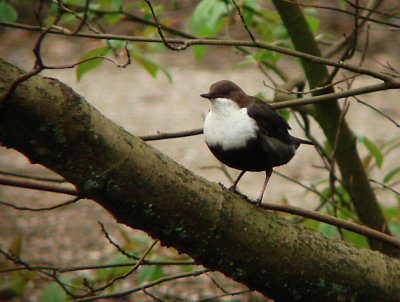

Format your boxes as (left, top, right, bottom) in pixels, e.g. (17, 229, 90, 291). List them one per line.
(203, 98, 258, 150)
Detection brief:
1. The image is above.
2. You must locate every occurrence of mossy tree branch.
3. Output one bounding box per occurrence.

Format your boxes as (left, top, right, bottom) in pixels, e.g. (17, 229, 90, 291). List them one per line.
(1, 58, 400, 301)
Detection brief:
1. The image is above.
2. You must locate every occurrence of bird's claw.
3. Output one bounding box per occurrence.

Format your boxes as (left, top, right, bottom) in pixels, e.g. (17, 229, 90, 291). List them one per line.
(228, 185, 237, 192)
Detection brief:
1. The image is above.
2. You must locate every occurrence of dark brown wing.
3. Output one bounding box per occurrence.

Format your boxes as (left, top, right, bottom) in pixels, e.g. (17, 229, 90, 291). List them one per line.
(246, 99, 293, 144)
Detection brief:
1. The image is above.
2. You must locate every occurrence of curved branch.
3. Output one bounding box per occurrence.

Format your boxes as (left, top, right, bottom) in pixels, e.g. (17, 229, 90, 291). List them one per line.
(259, 202, 400, 249)
(0, 197, 80, 211)
(0, 21, 398, 83)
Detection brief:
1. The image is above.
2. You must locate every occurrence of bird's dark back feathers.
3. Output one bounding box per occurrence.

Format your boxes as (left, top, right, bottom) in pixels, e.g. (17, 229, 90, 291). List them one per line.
(207, 80, 313, 147)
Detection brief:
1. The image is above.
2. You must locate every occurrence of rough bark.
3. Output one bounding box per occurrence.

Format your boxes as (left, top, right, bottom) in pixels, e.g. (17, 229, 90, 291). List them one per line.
(271, 0, 398, 257)
(0, 59, 399, 301)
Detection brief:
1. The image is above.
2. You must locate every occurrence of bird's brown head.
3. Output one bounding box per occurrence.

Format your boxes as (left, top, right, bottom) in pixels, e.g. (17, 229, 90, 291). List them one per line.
(200, 80, 247, 105)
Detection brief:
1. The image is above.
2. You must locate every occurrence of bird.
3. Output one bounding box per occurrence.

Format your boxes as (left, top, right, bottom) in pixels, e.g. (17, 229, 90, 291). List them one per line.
(201, 80, 312, 205)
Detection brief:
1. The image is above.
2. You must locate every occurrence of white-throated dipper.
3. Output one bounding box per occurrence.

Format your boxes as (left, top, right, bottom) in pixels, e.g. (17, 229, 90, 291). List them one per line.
(201, 80, 312, 205)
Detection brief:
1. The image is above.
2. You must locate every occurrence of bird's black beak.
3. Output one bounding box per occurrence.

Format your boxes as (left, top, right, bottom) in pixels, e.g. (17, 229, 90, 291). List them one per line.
(200, 93, 212, 99)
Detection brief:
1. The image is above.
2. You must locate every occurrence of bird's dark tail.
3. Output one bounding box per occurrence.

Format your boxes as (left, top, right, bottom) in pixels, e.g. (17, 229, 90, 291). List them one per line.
(292, 136, 313, 147)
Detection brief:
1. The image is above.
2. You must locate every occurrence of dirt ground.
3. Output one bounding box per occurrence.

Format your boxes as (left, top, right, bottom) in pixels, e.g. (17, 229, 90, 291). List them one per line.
(1, 20, 399, 301)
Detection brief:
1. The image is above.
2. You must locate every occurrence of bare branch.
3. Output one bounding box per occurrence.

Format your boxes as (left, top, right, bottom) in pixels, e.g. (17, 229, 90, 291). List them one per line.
(369, 179, 400, 196)
(231, 0, 257, 42)
(0, 197, 80, 211)
(72, 0, 90, 34)
(257, 201, 400, 249)
(1, 21, 398, 83)
(0, 259, 197, 275)
(355, 96, 400, 128)
(282, 0, 400, 29)
(0, 169, 66, 183)
(143, 0, 189, 51)
(0, 175, 78, 195)
(139, 129, 203, 141)
(90, 229, 160, 295)
(74, 269, 209, 302)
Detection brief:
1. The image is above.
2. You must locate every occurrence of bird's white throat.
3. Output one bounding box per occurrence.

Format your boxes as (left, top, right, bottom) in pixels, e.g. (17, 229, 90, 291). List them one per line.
(204, 98, 258, 150)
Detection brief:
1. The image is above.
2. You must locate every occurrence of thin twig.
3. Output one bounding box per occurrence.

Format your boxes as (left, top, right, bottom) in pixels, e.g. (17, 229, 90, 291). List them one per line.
(355, 96, 400, 128)
(263, 75, 360, 96)
(369, 179, 400, 196)
(231, 0, 256, 42)
(143, 0, 188, 51)
(1, 3, 63, 105)
(344, 0, 400, 19)
(90, 238, 159, 295)
(255, 201, 400, 249)
(139, 129, 203, 141)
(195, 289, 250, 302)
(0, 175, 78, 195)
(73, 269, 209, 301)
(281, 0, 400, 29)
(0, 259, 197, 274)
(0, 170, 66, 183)
(63, 1, 288, 81)
(72, 0, 90, 34)
(99, 222, 141, 260)
(1, 21, 398, 83)
(0, 197, 80, 211)
(0, 248, 78, 298)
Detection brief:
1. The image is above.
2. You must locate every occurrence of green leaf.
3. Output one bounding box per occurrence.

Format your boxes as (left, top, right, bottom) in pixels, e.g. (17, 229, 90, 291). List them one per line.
(96, 0, 123, 9)
(343, 231, 369, 248)
(0, 271, 33, 298)
(76, 47, 111, 82)
(319, 222, 338, 237)
(389, 221, 400, 236)
(137, 265, 164, 285)
(189, 0, 226, 60)
(243, 0, 260, 12)
(383, 167, 400, 183)
(40, 282, 67, 302)
(357, 135, 384, 168)
(336, 0, 346, 9)
(143, 4, 164, 20)
(305, 14, 320, 35)
(180, 264, 195, 273)
(96, 254, 131, 281)
(277, 108, 290, 121)
(102, 13, 122, 25)
(0, 1, 18, 22)
(252, 49, 280, 64)
(302, 218, 320, 231)
(189, 0, 225, 34)
(131, 51, 172, 82)
(192, 45, 208, 61)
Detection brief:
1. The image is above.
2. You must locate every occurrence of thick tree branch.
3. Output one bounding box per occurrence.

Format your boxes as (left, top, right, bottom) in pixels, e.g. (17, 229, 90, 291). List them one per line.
(1, 59, 399, 301)
(2, 171, 398, 249)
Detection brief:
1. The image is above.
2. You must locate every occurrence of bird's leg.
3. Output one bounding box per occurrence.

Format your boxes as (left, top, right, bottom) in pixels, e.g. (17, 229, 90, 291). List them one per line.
(256, 169, 273, 206)
(229, 170, 246, 192)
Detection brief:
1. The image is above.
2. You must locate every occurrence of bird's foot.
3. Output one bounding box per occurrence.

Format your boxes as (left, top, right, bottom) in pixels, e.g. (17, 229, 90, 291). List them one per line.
(219, 183, 237, 192)
(228, 185, 238, 192)
(255, 198, 263, 207)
